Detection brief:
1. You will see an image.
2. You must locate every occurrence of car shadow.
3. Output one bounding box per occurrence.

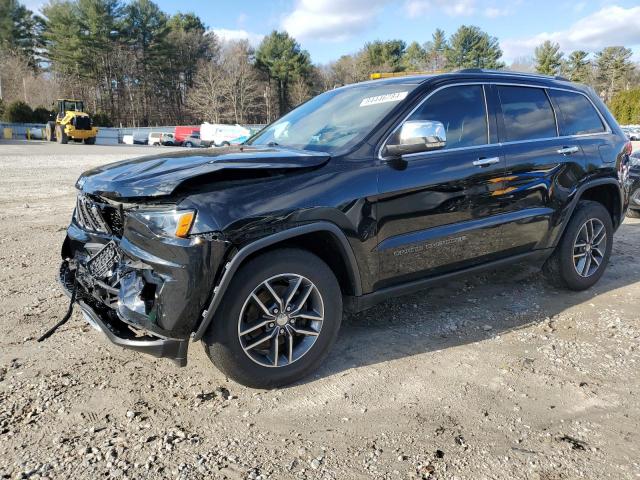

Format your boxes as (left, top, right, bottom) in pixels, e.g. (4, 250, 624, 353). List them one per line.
(301, 220, 640, 385)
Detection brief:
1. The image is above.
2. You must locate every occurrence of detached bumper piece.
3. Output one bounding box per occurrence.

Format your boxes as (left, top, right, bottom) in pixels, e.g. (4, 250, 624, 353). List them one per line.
(59, 262, 188, 366)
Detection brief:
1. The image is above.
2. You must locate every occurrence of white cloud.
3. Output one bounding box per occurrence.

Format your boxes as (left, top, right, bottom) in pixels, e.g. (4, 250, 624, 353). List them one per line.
(503, 6, 640, 61)
(484, 6, 510, 18)
(211, 29, 265, 47)
(404, 0, 476, 18)
(281, 0, 389, 42)
(404, 0, 515, 18)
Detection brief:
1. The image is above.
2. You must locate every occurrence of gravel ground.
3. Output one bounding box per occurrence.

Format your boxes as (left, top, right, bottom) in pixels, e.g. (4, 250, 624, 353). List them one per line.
(1, 140, 639, 480)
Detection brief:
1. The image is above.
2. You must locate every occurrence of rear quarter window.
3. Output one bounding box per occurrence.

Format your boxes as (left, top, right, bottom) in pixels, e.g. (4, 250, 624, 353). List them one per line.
(548, 89, 606, 136)
(497, 86, 557, 142)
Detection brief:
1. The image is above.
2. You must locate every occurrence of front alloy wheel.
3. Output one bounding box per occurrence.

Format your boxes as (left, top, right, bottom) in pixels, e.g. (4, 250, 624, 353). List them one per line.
(204, 248, 342, 388)
(238, 274, 324, 367)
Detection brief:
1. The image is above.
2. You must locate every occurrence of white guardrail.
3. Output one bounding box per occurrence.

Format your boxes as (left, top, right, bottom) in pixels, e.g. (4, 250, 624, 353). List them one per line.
(0, 123, 265, 146)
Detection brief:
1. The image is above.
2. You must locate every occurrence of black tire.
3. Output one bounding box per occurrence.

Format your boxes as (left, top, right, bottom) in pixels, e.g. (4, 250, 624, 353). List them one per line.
(543, 200, 613, 290)
(221, 141, 230, 147)
(45, 122, 56, 141)
(84, 136, 95, 145)
(55, 125, 68, 144)
(626, 208, 640, 219)
(184, 141, 193, 148)
(203, 248, 342, 388)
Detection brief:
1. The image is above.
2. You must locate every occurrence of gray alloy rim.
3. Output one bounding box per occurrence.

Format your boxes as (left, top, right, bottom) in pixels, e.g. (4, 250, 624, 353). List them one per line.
(237, 273, 324, 368)
(573, 218, 607, 278)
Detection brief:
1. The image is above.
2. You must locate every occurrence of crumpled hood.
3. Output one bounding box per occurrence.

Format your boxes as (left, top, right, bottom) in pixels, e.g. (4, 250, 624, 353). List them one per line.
(77, 146, 330, 200)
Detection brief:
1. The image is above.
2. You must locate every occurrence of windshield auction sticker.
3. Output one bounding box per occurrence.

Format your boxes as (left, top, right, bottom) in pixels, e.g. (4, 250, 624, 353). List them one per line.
(360, 91, 409, 107)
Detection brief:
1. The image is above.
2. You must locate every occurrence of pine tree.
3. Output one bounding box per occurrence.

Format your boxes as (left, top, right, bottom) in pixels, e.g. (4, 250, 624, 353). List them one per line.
(255, 30, 312, 116)
(445, 25, 503, 70)
(0, 0, 37, 67)
(425, 28, 448, 71)
(595, 46, 635, 103)
(534, 40, 563, 75)
(402, 41, 427, 71)
(364, 39, 406, 72)
(565, 50, 590, 83)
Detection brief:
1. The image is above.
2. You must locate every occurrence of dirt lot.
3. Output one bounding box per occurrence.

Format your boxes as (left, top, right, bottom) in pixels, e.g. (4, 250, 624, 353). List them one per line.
(0, 140, 639, 480)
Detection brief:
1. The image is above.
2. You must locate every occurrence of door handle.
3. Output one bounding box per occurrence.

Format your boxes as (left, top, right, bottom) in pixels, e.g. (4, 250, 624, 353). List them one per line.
(557, 146, 579, 155)
(473, 157, 500, 167)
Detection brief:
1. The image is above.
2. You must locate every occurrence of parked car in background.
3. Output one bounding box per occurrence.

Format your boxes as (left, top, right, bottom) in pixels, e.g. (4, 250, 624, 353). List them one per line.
(122, 132, 148, 145)
(623, 127, 640, 141)
(200, 123, 251, 147)
(59, 69, 631, 388)
(148, 132, 163, 146)
(182, 133, 202, 148)
(175, 126, 200, 144)
(160, 133, 177, 146)
(628, 151, 640, 218)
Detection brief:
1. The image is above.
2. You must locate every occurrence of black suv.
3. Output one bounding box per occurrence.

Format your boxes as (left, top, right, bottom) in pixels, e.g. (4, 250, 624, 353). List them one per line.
(59, 70, 632, 388)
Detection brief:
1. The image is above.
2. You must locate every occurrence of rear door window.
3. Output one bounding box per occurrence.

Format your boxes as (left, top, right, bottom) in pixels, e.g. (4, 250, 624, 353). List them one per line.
(408, 85, 488, 150)
(497, 86, 557, 142)
(548, 89, 605, 136)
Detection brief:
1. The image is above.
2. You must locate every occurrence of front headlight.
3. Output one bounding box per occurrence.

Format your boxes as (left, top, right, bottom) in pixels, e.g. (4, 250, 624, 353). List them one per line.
(131, 209, 196, 238)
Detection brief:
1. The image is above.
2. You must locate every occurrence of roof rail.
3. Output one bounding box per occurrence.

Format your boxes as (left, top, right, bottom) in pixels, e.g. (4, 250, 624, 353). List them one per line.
(455, 68, 570, 82)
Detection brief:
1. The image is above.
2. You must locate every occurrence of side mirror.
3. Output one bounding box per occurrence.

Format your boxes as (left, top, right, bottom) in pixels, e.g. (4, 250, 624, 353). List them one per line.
(384, 120, 446, 157)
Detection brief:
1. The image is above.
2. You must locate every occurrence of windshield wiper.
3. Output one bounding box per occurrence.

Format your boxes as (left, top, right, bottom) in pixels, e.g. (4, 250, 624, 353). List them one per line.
(267, 141, 279, 147)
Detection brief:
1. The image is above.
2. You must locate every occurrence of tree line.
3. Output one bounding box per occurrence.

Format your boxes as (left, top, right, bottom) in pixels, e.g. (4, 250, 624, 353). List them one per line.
(1, 0, 639, 126)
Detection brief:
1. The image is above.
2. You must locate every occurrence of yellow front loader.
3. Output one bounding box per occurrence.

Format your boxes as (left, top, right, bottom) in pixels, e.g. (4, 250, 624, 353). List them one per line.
(45, 99, 98, 144)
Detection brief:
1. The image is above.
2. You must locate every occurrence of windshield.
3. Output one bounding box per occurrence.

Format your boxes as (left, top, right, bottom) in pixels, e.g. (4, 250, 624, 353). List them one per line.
(248, 83, 418, 153)
(63, 101, 83, 112)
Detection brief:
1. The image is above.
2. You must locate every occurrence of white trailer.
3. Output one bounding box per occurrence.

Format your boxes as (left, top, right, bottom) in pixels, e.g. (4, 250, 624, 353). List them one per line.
(200, 123, 251, 147)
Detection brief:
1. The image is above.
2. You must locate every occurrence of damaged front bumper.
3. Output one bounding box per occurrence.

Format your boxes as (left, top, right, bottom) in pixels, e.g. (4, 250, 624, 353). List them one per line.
(59, 204, 227, 366)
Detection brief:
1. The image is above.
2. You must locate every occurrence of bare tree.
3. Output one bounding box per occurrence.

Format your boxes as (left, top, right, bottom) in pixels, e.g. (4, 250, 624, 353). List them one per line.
(219, 40, 262, 124)
(187, 60, 224, 123)
(289, 76, 311, 106)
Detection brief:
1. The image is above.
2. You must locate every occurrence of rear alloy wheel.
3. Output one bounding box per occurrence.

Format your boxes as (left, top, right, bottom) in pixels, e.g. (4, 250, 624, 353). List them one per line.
(184, 141, 193, 148)
(204, 248, 342, 388)
(572, 218, 606, 278)
(543, 200, 613, 290)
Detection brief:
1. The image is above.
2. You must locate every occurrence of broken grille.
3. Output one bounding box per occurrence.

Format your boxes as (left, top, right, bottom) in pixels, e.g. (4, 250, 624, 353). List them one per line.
(74, 195, 124, 236)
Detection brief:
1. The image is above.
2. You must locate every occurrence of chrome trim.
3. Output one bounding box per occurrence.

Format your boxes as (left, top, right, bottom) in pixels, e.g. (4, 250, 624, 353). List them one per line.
(378, 81, 613, 161)
(557, 146, 580, 155)
(473, 157, 500, 167)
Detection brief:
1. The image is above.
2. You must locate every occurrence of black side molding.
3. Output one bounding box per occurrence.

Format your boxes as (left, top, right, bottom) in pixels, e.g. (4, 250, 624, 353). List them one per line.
(344, 249, 552, 313)
(192, 221, 362, 341)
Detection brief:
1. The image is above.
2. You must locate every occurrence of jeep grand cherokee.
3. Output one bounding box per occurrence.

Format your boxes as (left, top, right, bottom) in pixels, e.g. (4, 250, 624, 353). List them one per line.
(57, 69, 632, 388)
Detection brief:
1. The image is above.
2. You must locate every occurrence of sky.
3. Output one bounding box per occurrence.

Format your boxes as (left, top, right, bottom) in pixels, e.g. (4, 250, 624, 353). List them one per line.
(26, 0, 640, 65)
